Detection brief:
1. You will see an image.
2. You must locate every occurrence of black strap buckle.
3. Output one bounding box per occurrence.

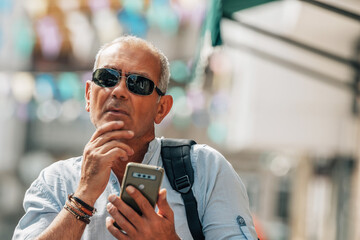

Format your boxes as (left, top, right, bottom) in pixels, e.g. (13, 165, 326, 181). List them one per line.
(175, 175, 191, 194)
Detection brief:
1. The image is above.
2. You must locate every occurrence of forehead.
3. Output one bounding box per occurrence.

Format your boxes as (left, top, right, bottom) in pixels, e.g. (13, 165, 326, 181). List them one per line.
(97, 42, 162, 82)
(98, 42, 161, 76)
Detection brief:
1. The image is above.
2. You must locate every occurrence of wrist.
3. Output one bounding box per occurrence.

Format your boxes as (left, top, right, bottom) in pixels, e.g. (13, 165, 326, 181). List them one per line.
(74, 188, 98, 207)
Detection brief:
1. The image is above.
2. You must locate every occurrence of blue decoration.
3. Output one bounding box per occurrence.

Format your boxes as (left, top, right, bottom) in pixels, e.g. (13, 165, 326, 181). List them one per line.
(35, 74, 56, 102)
(14, 18, 35, 57)
(117, 9, 148, 37)
(57, 72, 81, 101)
(0, 0, 13, 12)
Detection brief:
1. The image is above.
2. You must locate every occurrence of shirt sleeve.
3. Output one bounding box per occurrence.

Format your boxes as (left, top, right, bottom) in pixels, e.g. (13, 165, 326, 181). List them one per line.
(192, 145, 258, 240)
(12, 165, 67, 240)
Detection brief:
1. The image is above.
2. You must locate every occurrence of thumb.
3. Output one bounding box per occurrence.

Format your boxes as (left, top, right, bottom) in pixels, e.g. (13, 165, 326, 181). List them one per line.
(157, 188, 174, 220)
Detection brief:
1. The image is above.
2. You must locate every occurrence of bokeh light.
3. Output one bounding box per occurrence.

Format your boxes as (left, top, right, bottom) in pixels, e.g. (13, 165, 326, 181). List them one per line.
(60, 99, 82, 122)
(57, 0, 80, 12)
(23, 0, 48, 18)
(171, 0, 206, 26)
(66, 11, 96, 62)
(209, 51, 232, 74)
(0, 0, 13, 12)
(11, 73, 35, 104)
(93, 9, 123, 45)
(207, 121, 227, 145)
(118, 9, 148, 37)
(57, 72, 82, 101)
(170, 60, 190, 83)
(167, 86, 186, 101)
(34, 73, 56, 102)
(36, 16, 63, 60)
(173, 96, 192, 129)
(88, 0, 110, 12)
(123, 0, 144, 13)
(14, 17, 35, 58)
(146, 3, 179, 35)
(209, 91, 230, 116)
(16, 103, 29, 122)
(192, 109, 210, 128)
(37, 99, 62, 122)
(167, 87, 192, 129)
(187, 88, 206, 110)
(269, 156, 292, 177)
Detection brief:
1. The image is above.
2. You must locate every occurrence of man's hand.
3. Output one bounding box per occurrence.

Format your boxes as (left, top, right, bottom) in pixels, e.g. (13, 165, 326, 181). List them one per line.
(75, 121, 134, 205)
(106, 187, 180, 240)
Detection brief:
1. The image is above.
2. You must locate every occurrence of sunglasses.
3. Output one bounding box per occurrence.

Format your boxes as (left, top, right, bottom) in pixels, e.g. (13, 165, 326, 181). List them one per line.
(92, 68, 165, 96)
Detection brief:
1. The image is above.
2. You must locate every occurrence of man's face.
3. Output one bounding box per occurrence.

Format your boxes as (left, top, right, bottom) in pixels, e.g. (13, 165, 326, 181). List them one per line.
(85, 42, 168, 141)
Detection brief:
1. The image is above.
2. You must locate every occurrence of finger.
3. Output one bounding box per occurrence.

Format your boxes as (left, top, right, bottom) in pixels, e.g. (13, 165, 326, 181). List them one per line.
(107, 202, 136, 235)
(106, 216, 129, 240)
(82, 145, 127, 168)
(108, 194, 143, 229)
(100, 141, 134, 158)
(103, 147, 129, 162)
(93, 130, 135, 152)
(157, 189, 174, 220)
(90, 121, 128, 141)
(125, 186, 155, 218)
(90, 121, 124, 141)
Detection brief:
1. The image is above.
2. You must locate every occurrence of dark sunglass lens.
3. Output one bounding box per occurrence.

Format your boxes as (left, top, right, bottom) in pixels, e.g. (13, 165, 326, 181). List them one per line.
(93, 69, 119, 87)
(127, 75, 154, 95)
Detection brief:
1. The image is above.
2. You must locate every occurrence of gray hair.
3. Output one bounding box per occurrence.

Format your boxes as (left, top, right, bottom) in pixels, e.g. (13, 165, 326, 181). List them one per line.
(93, 36, 170, 93)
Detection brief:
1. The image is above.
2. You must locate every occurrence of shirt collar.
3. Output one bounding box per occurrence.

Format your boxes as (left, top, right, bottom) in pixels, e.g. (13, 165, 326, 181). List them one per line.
(141, 137, 162, 166)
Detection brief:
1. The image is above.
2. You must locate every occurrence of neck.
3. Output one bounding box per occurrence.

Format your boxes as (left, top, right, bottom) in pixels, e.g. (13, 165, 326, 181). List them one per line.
(111, 136, 154, 183)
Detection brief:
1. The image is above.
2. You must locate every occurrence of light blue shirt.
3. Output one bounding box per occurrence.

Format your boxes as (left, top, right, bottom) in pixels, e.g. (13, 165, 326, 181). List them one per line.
(13, 138, 258, 240)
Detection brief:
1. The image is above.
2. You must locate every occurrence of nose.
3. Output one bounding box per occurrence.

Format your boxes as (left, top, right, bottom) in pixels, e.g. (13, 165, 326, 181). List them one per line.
(111, 75, 129, 99)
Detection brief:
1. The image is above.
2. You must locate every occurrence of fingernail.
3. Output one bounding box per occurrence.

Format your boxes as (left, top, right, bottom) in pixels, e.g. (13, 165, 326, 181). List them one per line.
(129, 149, 134, 155)
(128, 131, 134, 135)
(126, 185, 135, 194)
(108, 194, 116, 203)
(162, 190, 167, 200)
(107, 202, 113, 211)
(106, 216, 113, 223)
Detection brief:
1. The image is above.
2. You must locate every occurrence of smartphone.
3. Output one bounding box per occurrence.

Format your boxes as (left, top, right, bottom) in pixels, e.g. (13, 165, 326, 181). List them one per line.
(120, 162, 164, 215)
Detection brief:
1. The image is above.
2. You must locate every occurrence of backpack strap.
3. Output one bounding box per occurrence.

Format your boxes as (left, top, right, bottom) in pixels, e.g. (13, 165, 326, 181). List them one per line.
(161, 138, 205, 240)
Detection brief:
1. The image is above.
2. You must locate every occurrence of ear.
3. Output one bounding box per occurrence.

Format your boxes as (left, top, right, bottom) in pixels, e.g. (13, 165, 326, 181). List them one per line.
(155, 95, 173, 124)
(85, 80, 92, 112)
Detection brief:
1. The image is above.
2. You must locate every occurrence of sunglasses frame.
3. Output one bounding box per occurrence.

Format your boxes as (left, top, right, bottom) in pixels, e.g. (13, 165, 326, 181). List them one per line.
(92, 68, 165, 96)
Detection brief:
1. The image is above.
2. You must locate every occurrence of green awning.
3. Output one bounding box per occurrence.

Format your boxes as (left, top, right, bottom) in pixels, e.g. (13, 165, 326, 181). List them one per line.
(190, 0, 277, 83)
(205, 0, 277, 46)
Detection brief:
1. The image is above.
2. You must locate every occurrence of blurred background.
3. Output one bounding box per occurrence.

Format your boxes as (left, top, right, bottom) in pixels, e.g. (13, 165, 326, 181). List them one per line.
(0, 0, 359, 239)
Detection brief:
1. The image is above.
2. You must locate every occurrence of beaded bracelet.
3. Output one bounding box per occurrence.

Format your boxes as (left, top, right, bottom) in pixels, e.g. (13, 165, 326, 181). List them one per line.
(65, 201, 91, 218)
(64, 203, 91, 224)
(68, 194, 95, 216)
(64, 194, 97, 224)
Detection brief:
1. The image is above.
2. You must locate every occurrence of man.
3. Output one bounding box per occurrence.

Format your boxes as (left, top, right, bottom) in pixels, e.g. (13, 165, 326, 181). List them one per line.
(13, 36, 258, 239)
